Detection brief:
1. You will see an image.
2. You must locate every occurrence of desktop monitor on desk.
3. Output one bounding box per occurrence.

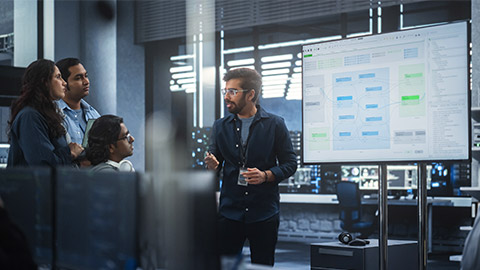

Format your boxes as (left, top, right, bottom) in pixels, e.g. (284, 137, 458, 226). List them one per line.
(341, 165, 431, 196)
(0, 167, 53, 267)
(55, 169, 138, 270)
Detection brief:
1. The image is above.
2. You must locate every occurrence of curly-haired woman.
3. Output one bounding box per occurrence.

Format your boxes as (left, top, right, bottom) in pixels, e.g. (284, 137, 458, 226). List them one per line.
(7, 59, 84, 167)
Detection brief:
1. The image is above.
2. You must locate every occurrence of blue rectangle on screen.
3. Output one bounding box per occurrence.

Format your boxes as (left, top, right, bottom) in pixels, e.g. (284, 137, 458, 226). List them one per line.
(366, 117, 382, 122)
(339, 132, 351, 137)
(337, 96, 353, 101)
(336, 77, 352, 82)
(359, 73, 375, 79)
(404, 48, 418, 59)
(366, 86, 382, 92)
(366, 104, 378, 109)
(339, 115, 355, 120)
(362, 131, 379, 136)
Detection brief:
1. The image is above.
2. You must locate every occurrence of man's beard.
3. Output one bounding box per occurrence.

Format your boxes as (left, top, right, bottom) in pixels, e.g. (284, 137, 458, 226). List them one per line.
(227, 96, 247, 115)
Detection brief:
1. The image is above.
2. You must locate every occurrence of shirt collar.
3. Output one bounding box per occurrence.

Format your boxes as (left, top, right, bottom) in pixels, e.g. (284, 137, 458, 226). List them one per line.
(56, 99, 94, 112)
(105, 160, 121, 168)
(227, 105, 269, 123)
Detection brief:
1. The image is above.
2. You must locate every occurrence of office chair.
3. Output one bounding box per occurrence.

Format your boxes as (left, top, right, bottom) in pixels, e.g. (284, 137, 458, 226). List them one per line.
(336, 181, 374, 239)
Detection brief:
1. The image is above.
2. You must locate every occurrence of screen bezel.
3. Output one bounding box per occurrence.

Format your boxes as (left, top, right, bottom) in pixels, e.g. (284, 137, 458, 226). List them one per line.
(301, 20, 472, 165)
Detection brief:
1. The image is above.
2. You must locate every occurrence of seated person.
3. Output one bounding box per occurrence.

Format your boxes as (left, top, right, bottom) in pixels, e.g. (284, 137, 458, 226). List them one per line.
(85, 115, 135, 172)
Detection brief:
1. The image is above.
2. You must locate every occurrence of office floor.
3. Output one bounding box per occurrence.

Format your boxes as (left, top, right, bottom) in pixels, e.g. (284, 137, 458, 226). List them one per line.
(242, 241, 461, 269)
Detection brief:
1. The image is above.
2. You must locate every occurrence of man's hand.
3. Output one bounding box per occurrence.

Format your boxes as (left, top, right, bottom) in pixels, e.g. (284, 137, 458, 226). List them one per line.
(243, 168, 267, 185)
(204, 152, 219, 170)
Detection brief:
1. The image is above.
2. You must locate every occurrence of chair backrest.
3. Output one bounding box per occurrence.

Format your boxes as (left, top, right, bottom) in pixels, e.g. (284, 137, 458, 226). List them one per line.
(336, 181, 362, 226)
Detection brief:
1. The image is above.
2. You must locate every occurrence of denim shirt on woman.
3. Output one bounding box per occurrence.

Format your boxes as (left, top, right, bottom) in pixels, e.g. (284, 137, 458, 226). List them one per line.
(209, 105, 297, 223)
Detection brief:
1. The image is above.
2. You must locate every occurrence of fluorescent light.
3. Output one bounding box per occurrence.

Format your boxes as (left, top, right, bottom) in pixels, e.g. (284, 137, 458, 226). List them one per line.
(295, 60, 302, 66)
(261, 69, 290, 76)
(288, 83, 302, 89)
(229, 65, 255, 71)
(297, 53, 302, 58)
(259, 40, 304, 50)
(223, 46, 255, 54)
(263, 91, 285, 96)
(170, 80, 175, 85)
(261, 62, 292, 69)
(183, 83, 196, 93)
(293, 67, 302, 73)
(346, 32, 371, 38)
(227, 58, 255, 67)
(258, 36, 341, 50)
(170, 85, 181, 91)
(261, 54, 293, 63)
(290, 78, 302, 84)
(170, 55, 194, 61)
(287, 88, 301, 94)
(262, 84, 285, 91)
(291, 73, 301, 79)
(263, 74, 289, 81)
(177, 78, 196, 84)
(172, 72, 195, 79)
(263, 92, 285, 98)
(170, 66, 193, 73)
(286, 94, 302, 100)
(263, 80, 288, 86)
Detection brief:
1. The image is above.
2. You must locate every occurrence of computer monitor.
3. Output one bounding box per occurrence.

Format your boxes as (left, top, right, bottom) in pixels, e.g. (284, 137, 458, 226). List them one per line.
(55, 168, 138, 270)
(341, 164, 430, 193)
(157, 171, 220, 270)
(0, 167, 53, 267)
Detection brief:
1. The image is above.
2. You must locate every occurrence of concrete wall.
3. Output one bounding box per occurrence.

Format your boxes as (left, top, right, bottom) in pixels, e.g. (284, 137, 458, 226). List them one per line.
(54, 0, 145, 171)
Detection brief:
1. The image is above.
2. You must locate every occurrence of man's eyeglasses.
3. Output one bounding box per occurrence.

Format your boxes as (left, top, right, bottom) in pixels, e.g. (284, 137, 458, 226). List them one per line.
(221, 88, 250, 96)
(118, 133, 134, 143)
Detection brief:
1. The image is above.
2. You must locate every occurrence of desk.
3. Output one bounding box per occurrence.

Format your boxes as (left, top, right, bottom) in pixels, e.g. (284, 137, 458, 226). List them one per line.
(280, 194, 472, 252)
(460, 187, 480, 201)
(311, 239, 418, 270)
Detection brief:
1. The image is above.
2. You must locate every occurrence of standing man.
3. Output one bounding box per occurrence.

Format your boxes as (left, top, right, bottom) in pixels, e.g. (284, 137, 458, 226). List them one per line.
(204, 68, 297, 266)
(55, 58, 100, 144)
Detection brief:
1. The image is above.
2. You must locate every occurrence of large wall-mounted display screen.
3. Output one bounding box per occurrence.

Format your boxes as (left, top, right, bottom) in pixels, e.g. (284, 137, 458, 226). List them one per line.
(302, 21, 469, 164)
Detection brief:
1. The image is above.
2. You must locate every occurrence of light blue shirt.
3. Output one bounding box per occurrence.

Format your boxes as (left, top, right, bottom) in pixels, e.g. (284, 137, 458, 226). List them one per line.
(56, 99, 101, 144)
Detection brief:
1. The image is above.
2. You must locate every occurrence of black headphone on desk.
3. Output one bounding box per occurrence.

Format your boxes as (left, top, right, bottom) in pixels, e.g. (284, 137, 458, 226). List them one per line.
(338, 232, 370, 246)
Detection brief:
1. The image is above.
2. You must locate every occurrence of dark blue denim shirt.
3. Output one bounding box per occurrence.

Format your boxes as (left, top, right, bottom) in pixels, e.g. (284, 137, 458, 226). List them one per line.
(7, 106, 72, 167)
(210, 106, 297, 223)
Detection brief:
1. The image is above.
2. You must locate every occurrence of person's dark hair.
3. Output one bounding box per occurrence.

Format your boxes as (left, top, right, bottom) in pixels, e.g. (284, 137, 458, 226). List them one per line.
(8, 59, 65, 139)
(56, 58, 81, 83)
(86, 115, 123, 165)
(223, 68, 262, 103)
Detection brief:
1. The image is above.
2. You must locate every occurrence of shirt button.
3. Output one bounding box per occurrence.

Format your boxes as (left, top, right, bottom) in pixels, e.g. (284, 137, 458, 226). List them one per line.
(246, 208, 249, 212)
(236, 144, 239, 148)
(245, 191, 248, 195)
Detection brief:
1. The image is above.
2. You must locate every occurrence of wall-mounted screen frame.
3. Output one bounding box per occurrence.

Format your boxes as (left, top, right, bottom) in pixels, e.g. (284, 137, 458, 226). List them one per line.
(302, 21, 470, 164)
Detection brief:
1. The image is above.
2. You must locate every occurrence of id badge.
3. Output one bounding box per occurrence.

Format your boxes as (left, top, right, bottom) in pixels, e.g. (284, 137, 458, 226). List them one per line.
(237, 168, 248, 186)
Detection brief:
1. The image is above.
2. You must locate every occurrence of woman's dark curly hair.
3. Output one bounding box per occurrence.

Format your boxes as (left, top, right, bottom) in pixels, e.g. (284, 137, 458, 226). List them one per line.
(8, 59, 66, 139)
(86, 115, 123, 165)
